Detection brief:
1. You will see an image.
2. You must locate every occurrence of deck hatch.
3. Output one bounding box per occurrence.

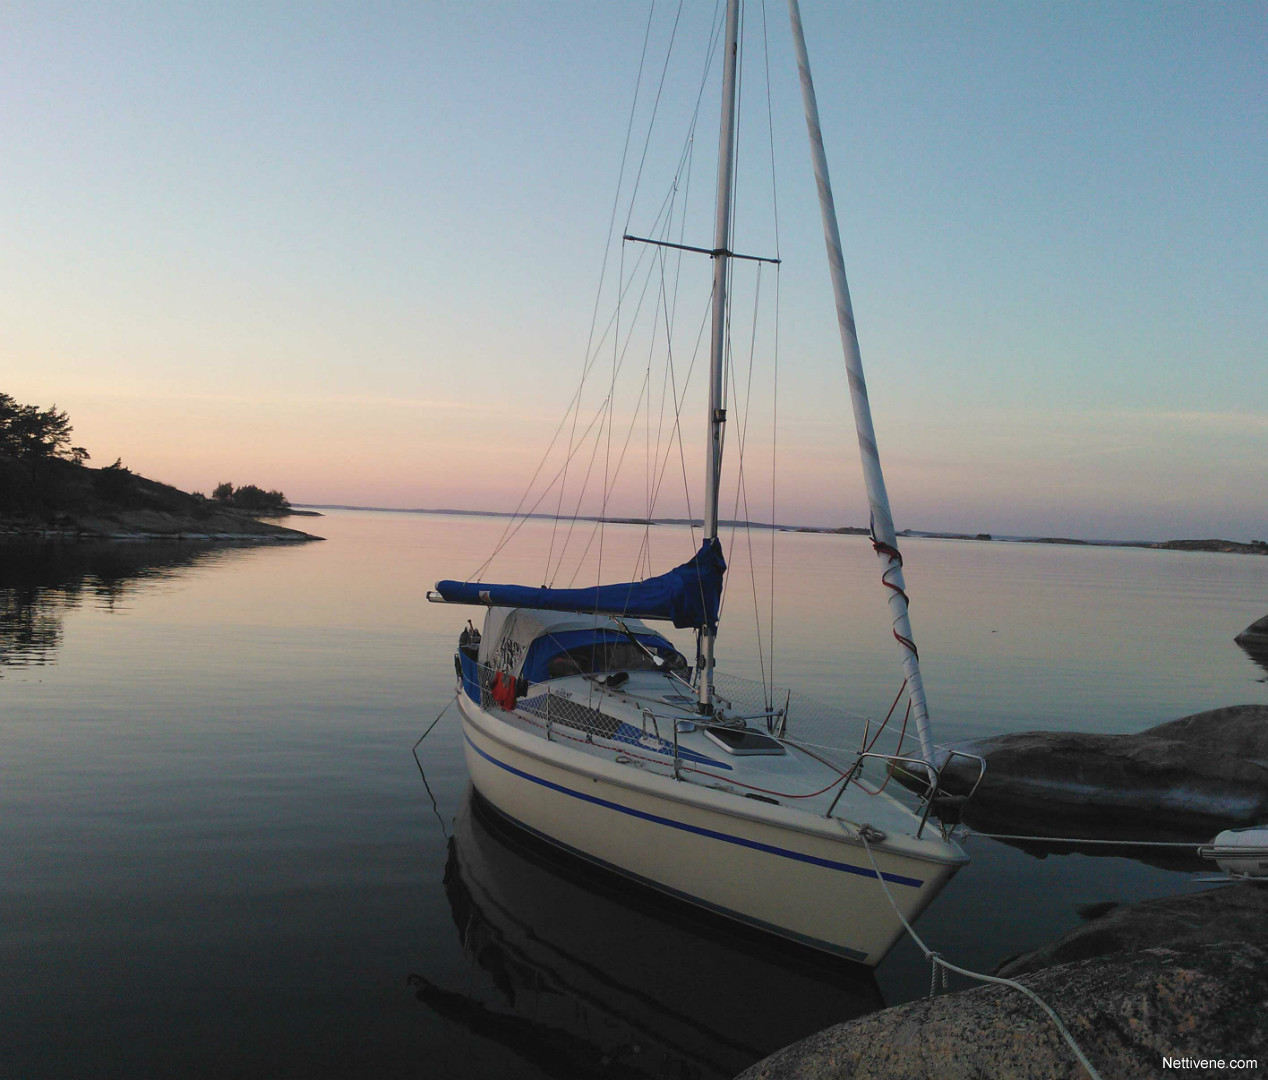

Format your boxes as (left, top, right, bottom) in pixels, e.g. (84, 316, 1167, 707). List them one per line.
(703, 726, 786, 756)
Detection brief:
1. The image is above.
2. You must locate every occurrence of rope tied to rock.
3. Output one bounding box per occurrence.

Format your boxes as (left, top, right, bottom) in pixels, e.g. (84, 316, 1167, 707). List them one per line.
(859, 834, 1104, 1080)
(927, 952, 949, 998)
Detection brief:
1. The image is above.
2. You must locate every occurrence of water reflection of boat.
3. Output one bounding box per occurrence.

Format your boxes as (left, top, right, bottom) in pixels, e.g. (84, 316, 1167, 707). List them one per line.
(412, 789, 883, 1080)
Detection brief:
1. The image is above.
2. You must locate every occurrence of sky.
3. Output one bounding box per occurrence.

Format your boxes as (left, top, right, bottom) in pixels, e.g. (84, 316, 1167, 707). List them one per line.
(2, 1, 1265, 541)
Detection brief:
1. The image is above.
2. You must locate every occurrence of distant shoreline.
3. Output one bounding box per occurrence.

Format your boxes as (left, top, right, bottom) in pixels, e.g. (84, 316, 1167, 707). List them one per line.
(295, 504, 1266, 556)
(0, 457, 324, 544)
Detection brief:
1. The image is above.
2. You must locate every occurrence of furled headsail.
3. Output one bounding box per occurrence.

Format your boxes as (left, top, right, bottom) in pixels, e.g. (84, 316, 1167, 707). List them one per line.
(432, 538, 725, 630)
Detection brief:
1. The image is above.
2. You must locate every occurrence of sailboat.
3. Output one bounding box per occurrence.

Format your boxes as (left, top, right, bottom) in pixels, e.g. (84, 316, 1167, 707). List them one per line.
(429, 0, 980, 967)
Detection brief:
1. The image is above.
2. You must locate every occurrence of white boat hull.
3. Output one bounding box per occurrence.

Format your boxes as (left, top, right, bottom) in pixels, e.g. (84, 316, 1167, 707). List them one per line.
(1201, 827, 1268, 879)
(459, 694, 965, 966)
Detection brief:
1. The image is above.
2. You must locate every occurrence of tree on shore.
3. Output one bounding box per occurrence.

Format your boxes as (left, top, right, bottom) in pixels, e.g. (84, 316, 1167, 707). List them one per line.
(212, 482, 290, 513)
(0, 393, 89, 465)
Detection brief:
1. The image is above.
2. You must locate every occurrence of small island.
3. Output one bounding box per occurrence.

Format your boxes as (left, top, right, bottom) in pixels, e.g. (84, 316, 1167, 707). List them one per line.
(0, 392, 321, 542)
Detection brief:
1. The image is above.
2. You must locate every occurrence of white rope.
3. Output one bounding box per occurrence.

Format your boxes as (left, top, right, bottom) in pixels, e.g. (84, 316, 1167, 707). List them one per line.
(963, 829, 1204, 850)
(859, 835, 1104, 1080)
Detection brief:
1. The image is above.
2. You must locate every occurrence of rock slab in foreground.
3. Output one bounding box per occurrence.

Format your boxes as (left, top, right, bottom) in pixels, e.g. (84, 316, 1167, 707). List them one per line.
(738, 942, 1267, 1080)
(738, 886, 1268, 1080)
(937, 704, 1268, 833)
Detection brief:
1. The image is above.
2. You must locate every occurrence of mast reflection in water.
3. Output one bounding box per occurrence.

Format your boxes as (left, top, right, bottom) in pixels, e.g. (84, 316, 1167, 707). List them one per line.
(412, 788, 883, 1080)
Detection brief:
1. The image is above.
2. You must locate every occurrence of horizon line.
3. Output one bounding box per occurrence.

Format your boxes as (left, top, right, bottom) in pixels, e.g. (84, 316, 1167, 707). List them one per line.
(291, 504, 1265, 552)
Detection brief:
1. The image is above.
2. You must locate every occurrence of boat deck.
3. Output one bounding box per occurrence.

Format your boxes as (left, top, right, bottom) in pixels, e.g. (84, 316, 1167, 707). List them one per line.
(485, 669, 929, 835)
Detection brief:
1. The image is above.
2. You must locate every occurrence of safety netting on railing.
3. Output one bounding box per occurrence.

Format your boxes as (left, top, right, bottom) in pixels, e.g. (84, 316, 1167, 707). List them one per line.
(460, 657, 667, 752)
(455, 656, 932, 803)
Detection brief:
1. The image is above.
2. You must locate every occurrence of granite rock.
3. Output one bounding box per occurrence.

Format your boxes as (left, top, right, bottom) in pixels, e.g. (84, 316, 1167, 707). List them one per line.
(1236, 614, 1268, 649)
(935, 705, 1268, 835)
(996, 882, 1268, 977)
(736, 887, 1268, 1080)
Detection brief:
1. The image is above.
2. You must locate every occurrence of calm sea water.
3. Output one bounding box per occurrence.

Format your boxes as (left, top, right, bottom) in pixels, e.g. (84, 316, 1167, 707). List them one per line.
(3, 510, 1266, 1079)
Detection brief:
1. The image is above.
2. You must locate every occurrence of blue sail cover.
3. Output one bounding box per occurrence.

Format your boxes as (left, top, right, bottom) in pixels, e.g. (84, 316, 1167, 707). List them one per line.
(435, 538, 726, 630)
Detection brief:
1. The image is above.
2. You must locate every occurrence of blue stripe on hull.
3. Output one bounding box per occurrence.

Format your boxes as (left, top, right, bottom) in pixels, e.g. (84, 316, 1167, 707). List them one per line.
(482, 794, 871, 964)
(462, 728, 924, 889)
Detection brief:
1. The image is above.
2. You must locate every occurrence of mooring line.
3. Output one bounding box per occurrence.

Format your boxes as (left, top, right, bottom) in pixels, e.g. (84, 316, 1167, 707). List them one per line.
(414, 691, 459, 752)
(962, 829, 1202, 849)
(413, 692, 459, 838)
(860, 835, 1104, 1080)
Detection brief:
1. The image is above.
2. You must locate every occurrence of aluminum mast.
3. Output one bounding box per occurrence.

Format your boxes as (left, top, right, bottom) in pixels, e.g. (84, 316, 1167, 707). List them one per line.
(787, 0, 936, 763)
(699, 0, 740, 713)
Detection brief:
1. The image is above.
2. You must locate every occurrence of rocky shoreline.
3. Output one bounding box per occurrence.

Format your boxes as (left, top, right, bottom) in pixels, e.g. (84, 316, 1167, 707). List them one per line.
(741, 702, 1268, 1078)
(737, 885, 1268, 1079)
(1237, 614, 1268, 652)
(929, 704, 1268, 838)
(0, 457, 323, 542)
(0, 508, 322, 543)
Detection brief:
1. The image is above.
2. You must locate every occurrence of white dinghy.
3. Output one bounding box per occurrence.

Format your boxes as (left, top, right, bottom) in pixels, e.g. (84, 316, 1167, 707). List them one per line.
(1200, 827, 1268, 880)
(429, 0, 980, 967)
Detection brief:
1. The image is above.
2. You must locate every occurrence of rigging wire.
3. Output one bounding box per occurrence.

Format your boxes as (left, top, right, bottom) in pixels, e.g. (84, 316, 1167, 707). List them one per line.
(552, 2, 730, 588)
(548, 141, 715, 584)
(760, 0, 782, 698)
(640, 156, 699, 579)
(721, 263, 770, 704)
(710, 4, 785, 709)
(553, 243, 679, 586)
(567, 368, 655, 591)
(561, 0, 720, 587)
(596, 204, 626, 604)
(469, 0, 740, 601)
(635, 150, 698, 582)
(621, 0, 689, 238)
(545, 1, 660, 586)
(468, 239, 659, 582)
(645, 251, 703, 542)
(477, 6, 699, 585)
(633, 8, 717, 580)
(641, 288, 712, 561)
(476, 214, 678, 584)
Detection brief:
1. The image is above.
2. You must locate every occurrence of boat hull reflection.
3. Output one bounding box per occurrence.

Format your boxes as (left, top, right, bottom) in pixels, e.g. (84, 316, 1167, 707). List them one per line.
(417, 787, 884, 1080)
